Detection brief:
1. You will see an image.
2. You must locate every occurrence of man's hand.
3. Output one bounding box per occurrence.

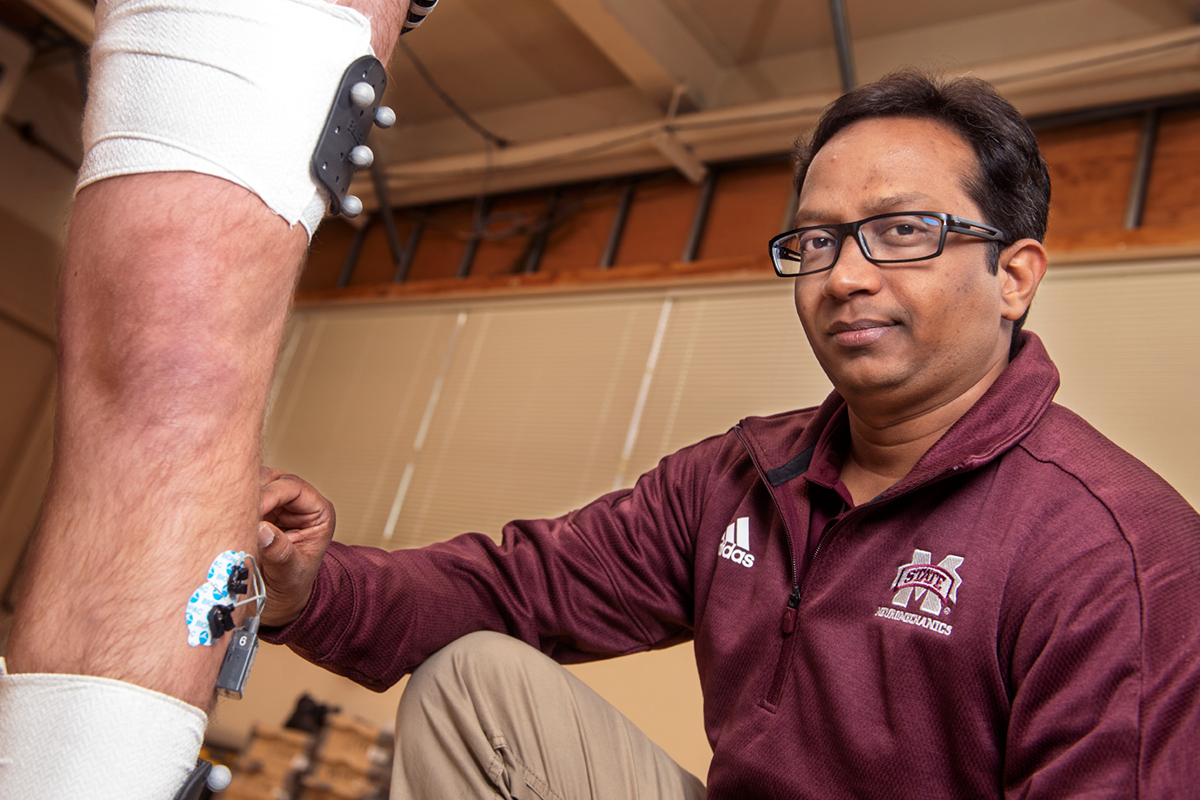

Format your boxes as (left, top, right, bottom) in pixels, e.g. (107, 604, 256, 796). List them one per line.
(258, 467, 337, 628)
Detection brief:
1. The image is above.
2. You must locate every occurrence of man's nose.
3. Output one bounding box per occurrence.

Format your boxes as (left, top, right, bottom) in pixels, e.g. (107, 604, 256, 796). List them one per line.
(822, 234, 880, 297)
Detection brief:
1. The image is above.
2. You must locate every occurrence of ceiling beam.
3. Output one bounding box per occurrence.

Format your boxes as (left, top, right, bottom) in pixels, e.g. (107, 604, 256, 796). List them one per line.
(977, 25, 1200, 103)
(652, 129, 708, 184)
(360, 90, 835, 207)
(543, 0, 725, 111)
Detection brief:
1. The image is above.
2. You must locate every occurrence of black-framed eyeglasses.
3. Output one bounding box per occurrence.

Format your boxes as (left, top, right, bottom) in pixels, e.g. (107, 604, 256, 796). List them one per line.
(769, 211, 1006, 277)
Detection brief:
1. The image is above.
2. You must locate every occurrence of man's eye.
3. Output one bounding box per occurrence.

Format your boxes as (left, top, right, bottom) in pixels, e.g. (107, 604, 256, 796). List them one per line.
(876, 217, 937, 243)
(799, 233, 835, 252)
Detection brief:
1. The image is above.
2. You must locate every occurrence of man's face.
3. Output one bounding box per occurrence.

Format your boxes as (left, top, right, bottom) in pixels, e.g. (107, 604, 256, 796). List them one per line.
(793, 117, 1013, 419)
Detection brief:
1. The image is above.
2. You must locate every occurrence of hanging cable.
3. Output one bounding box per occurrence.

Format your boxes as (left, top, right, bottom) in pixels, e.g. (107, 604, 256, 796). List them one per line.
(398, 39, 511, 149)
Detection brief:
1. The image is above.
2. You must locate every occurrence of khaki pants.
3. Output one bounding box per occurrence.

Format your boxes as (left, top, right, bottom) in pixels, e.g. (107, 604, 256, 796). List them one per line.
(392, 632, 707, 800)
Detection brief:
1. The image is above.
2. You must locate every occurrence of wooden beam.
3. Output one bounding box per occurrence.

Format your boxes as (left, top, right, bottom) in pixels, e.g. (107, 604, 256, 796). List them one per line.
(362, 91, 835, 208)
(543, 0, 725, 110)
(980, 26, 1200, 100)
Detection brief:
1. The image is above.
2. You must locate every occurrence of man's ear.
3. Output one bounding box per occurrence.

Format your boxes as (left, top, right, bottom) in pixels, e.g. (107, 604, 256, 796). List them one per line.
(998, 239, 1048, 322)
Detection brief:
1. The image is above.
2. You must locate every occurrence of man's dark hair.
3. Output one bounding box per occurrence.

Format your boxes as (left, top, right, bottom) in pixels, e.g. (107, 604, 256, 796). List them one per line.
(792, 70, 1051, 346)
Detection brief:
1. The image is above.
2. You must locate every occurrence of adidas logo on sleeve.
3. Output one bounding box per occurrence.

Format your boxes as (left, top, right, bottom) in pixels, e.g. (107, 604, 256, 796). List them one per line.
(719, 517, 755, 568)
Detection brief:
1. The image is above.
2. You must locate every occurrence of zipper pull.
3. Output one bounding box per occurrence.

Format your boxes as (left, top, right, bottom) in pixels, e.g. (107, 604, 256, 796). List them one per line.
(781, 586, 802, 634)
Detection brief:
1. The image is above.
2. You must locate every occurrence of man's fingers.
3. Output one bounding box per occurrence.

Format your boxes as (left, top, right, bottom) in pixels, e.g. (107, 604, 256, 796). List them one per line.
(259, 465, 285, 483)
(259, 470, 331, 524)
(259, 480, 290, 517)
(257, 521, 294, 566)
(255, 519, 318, 628)
(259, 472, 305, 517)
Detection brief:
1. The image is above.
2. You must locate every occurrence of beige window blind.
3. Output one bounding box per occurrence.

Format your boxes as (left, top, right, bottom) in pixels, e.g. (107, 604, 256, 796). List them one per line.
(264, 282, 831, 550)
(1026, 259, 1200, 506)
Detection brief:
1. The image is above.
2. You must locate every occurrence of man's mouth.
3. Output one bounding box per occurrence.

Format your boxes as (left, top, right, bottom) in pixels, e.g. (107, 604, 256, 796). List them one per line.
(827, 319, 896, 346)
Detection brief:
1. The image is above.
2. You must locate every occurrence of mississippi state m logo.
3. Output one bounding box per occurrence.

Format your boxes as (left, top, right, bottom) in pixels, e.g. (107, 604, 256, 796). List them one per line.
(718, 517, 755, 568)
(891, 549, 964, 615)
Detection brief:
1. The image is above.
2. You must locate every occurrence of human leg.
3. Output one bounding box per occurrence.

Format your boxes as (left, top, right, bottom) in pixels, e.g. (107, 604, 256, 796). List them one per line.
(394, 632, 707, 800)
(5, 0, 411, 704)
(0, 1, 415, 796)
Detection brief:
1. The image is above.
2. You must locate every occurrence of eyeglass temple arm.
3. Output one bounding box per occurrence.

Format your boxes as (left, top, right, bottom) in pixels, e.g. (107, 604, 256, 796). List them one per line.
(947, 216, 1006, 241)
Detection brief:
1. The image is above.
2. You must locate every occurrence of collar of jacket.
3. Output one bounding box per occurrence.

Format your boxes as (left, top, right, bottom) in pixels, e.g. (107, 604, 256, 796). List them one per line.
(736, 331, 1062, 496)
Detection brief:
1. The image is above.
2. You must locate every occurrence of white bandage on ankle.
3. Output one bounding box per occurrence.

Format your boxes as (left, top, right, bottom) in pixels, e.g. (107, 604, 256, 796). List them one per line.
(77, 0, 376, 239)
(0, 658, 207, 799)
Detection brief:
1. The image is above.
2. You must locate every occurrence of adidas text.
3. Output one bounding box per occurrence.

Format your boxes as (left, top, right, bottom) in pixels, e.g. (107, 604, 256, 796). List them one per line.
(719, 517, 755, 568)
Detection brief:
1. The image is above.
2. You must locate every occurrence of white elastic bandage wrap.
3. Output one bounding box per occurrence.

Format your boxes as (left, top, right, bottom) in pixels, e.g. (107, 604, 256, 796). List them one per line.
(0, 658, 206, 799)
(77, 0, 375, 238)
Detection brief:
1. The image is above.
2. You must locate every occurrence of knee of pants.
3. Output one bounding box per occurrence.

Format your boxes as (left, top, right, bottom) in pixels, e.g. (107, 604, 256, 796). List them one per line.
(397, 631, 545, 733)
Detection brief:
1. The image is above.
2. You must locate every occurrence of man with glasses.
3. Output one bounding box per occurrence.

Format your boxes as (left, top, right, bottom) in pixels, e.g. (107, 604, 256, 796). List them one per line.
(257, 71, 1200, 798)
